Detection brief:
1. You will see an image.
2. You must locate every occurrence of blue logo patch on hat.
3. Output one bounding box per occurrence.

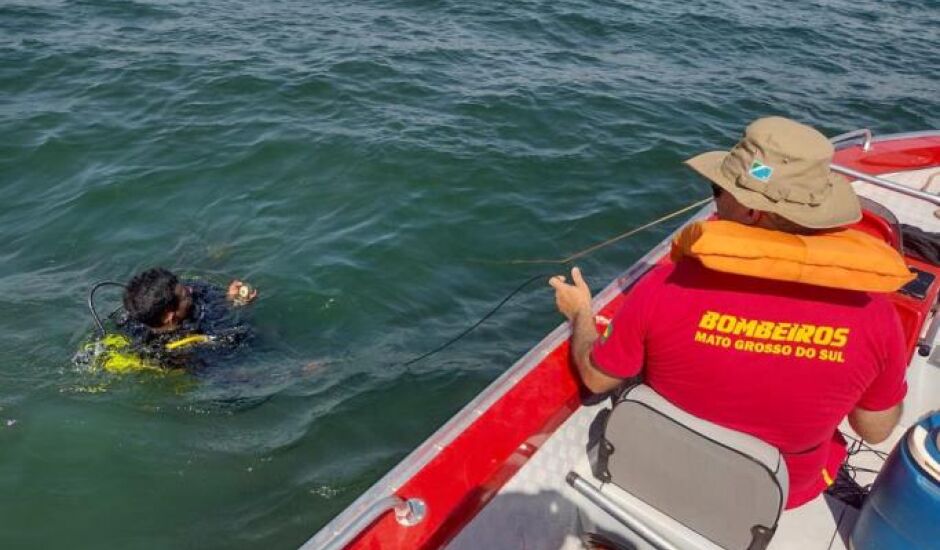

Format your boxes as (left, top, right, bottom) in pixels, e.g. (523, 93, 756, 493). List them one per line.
(749, 160, 774, 182)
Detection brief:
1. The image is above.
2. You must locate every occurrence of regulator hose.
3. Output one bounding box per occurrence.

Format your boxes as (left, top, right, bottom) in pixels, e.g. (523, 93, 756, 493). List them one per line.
(87, 281, 127, 336)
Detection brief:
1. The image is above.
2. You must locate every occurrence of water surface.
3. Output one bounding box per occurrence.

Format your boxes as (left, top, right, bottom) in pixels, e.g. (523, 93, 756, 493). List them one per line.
(0, 0, 937, 547)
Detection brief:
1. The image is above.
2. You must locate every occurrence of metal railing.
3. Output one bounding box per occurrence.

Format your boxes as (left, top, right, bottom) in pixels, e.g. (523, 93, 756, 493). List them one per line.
(830, 164, 940, 206)
(314, 496, 427, 550)
(566, 472, 682, 550)
(830, 128, 873, 152)
(829, 128, 940, 206)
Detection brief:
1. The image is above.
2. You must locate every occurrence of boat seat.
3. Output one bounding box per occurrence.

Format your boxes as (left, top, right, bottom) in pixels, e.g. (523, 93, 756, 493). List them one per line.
(569, 385, 788, 550)
(854, 196, 903, 252)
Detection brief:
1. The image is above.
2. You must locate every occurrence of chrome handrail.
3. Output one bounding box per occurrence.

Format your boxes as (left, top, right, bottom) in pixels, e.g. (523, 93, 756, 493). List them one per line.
(830, 163, 940, 206)
(917, 319, 940, 357)
(831, 128, 873, 151)
(567, 472, 682, 550)
(313, 496, 427, 550)
(828, 127, 940, 205)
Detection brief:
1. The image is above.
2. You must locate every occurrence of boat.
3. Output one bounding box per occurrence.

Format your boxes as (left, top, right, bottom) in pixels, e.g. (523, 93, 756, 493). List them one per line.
(303, 128, 940, 549)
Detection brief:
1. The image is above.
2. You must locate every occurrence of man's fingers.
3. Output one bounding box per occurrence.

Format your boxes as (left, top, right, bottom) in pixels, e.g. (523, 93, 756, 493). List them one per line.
(571, 267, 587, 289)
(548, 275, 566, 289)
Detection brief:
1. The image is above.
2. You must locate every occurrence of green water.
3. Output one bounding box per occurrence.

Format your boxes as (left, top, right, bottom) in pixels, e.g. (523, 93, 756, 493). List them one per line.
(1, 0, 937, 547)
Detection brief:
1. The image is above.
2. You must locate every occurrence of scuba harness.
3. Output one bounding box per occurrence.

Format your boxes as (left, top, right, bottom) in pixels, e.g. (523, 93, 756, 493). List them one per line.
(77, 280, 236, 373)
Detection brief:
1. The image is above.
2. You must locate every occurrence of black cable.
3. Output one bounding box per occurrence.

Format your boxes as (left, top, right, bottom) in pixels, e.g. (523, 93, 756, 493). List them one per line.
(830, 431, 892, 507)
(434, 201, 708, 368)
(87, 269, 554, 370)
(844, 432, 890, 461)
(416, 199, 710, 365)
(88, 281, 127, 336)
(401, 273, 550, 367)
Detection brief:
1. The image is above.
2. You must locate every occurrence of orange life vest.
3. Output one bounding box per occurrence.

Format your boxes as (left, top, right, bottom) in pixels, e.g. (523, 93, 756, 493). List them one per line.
(671, 220, 914, 293)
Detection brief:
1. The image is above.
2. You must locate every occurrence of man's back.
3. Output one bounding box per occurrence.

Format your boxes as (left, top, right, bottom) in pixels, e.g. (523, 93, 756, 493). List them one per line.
(550, 116, 911, 507)
(591, 259, 907, 507)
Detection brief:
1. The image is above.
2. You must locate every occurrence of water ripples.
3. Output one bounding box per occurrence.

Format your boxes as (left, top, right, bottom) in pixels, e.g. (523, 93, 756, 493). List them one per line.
(0, 0, 937, 546)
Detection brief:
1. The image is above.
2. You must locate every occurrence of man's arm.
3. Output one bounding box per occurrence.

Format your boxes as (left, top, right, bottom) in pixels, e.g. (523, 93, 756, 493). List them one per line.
(848, 301, 907, 445)
(848, 404, 902, 444)
(550, 267, 624, 394)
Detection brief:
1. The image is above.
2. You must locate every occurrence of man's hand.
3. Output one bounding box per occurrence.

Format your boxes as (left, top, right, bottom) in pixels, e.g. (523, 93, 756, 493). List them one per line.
(227, 280, 258, 306)
(549, 267, 593, 321)
(550, 267, 623, 394)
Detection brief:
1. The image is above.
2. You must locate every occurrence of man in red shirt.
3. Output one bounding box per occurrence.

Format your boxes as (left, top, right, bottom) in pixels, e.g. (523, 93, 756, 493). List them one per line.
(550, 117, 907, 508)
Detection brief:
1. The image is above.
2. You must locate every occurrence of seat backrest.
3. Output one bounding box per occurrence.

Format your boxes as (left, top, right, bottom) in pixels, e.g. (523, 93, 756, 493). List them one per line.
(853, 196, 902, 251)
(600, 385, 788, 550)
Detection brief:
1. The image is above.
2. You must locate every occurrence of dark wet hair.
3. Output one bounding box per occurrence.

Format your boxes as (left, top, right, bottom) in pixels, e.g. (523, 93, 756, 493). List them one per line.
(123, 267, 180, 328)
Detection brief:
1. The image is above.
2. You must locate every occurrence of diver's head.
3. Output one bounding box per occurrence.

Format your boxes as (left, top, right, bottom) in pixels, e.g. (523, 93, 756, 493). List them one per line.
(123, 267, 193, 331)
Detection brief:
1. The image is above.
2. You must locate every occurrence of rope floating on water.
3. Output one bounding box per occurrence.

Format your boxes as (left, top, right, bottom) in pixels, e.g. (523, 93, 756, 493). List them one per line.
(476, 197, 711, 266)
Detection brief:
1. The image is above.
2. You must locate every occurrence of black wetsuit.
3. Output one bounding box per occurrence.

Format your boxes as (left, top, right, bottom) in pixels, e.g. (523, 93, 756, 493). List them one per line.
(117, 279, 252, 370)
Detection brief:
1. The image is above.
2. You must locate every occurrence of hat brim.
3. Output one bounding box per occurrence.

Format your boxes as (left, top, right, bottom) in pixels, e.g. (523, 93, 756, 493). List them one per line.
(685, 151, 862, 230)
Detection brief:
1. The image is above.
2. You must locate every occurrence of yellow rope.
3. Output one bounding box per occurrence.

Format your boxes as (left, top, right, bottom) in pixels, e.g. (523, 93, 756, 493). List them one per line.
(481, 197, 711, 266)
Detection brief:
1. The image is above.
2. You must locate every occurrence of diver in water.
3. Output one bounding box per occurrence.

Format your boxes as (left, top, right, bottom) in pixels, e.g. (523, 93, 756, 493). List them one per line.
(71, 266, 260, 373)
(116, 267, 259, 369)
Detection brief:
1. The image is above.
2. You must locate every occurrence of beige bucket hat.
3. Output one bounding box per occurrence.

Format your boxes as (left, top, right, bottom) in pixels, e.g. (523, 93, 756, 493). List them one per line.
(685, 116, 861, 229)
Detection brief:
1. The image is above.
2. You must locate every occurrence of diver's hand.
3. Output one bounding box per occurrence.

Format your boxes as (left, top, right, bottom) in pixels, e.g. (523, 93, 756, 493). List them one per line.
(549, 267, 592, 322)
(227, 280, 258, 306)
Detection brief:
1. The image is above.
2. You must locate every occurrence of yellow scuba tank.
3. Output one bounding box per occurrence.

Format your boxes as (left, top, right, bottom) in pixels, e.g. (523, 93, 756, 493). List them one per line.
(80, 333, 162, 373)
(78, 333, 216, 373)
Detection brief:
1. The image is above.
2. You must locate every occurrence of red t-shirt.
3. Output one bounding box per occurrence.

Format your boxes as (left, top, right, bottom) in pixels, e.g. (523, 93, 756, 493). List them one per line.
(591, 259, 908, 508)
